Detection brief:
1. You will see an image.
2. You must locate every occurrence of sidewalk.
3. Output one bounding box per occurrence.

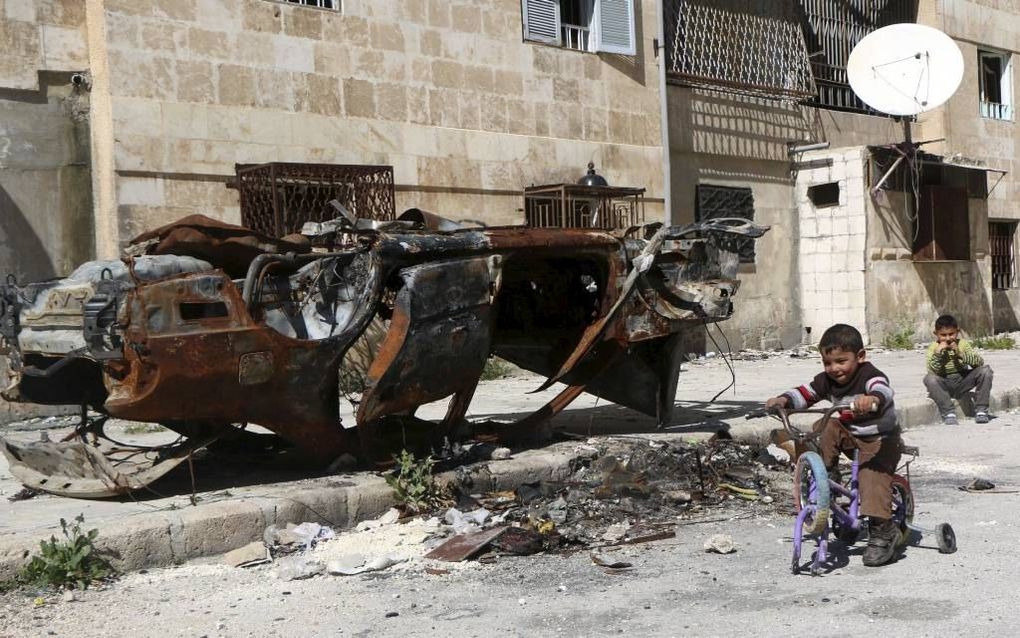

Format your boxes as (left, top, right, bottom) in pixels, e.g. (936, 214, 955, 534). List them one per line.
(1, 348, 1017, 578)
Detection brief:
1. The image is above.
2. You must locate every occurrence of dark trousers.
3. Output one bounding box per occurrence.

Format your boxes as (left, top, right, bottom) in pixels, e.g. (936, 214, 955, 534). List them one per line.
(815, 419, 902, 520)
(923, 365, 994, 414)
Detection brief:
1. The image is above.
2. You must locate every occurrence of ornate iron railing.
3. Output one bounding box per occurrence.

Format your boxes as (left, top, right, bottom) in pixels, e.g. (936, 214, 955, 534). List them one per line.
(235, 163, 395, 238)
(664, 0, 816, 100)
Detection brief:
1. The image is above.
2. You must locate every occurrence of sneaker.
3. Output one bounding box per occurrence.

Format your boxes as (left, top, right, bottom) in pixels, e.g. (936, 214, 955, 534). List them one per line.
(942, 413, 958, 425)
(975, 412, 990, 424)
(862, 518, 899, 567)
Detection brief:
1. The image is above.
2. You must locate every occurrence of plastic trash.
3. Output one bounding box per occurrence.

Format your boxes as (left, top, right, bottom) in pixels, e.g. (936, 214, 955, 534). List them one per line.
(443, 507, 490, 535)
(289, 522, 336, 550)
(274, 557, 325, 581)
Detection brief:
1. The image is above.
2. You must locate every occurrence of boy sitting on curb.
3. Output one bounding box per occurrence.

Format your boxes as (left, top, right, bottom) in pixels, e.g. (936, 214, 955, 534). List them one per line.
(924, 314, 994, 425)
(766, 324, 903, 567)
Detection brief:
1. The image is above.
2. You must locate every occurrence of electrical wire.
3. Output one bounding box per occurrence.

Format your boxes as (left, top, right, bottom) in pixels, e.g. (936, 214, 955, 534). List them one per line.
(703, 319, 737, 402)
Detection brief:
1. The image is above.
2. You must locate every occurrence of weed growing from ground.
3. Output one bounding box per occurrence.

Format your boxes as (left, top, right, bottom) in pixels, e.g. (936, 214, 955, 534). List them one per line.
(18, 515, 113, 590)
(881, 322, 915, 350)
(385, 450, 445, 514)
(972, 334, 1016, 350)
(480, 356, 514, 381)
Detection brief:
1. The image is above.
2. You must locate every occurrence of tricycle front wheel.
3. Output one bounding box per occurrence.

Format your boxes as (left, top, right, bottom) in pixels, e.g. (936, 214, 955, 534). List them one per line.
(794, 451, 831, 535)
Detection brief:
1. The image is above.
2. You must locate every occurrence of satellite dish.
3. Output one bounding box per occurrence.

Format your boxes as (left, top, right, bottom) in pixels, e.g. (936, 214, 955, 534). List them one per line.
(847, 24, 963, 116)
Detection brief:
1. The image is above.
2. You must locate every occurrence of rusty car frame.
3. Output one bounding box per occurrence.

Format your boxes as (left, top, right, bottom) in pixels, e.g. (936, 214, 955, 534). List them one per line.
(0, 209, 767, 497)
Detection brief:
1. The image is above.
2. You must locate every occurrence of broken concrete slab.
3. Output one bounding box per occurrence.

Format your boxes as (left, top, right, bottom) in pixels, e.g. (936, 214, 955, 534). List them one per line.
(223, 541, 269, 568)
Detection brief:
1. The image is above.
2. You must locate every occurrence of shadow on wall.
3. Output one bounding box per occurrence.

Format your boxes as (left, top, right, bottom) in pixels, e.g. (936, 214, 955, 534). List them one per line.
(668, 87, 820, 166)
(0, 184, 55, 282)
(599, 0, 647, 86)
(904, 262, 994, 338)
(992, 289, 1020, 333)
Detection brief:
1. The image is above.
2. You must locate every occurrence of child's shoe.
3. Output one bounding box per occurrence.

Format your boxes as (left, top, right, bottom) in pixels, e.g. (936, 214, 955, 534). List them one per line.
(975, 412, 990, 424)
(942, 413, 958, 425)
(862, 518, 898, 567)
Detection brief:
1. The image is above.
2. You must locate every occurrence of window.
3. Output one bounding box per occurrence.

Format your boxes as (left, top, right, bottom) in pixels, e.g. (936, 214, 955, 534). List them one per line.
(279, 0, 339, 10)
(522, 0, 636, 55)
(990, 222, 1017, 289)
(808, 182, 840, 208)
(695, 184, 756, 263)
(913, 186, 970, 261)
(979, 49, 1013, 121)
(797, 0, 917, 113)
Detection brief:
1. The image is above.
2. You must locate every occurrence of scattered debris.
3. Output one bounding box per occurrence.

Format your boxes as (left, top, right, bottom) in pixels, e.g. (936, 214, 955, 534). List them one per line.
(590, 554, 633, 570)
(425, 526, 508, 562)
(961, 478, 995, 491)
(8, 487, 40, 502)
(442, 507, 490, 535)
(703, 533, 736, 554)
(224, 541, 271, 568)
(274, 557, 324, 581)
(326, 555, 405, 576)
(490, 447, 513, 461)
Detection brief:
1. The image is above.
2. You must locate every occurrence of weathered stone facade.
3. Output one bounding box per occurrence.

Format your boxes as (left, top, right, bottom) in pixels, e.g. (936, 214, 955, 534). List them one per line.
(93, 0, 665, 253)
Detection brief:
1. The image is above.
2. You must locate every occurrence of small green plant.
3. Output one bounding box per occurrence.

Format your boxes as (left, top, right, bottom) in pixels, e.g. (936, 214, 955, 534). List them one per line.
(972, 334, 1016, 350)
(18, 515, 112, 590)
(385, 450, 445, 513)
(480, 356, 514, 381)
(881, 322, 915, 350)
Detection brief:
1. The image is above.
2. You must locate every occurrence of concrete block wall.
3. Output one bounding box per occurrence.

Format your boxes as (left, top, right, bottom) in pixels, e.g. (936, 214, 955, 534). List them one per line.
(796, 147, 868, 343)
(94, 0, 665, 251)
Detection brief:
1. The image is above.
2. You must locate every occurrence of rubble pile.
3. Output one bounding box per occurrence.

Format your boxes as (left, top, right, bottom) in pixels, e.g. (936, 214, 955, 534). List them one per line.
(222, 436, 791, 579)
(433, 436, 791, 556)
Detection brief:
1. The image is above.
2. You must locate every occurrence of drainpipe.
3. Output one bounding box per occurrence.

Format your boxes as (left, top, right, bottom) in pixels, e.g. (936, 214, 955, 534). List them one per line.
(655, 0, 672, 225)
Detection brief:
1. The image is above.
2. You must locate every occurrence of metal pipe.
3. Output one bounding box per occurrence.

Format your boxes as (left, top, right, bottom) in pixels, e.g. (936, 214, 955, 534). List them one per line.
(656, 0, 672, 225)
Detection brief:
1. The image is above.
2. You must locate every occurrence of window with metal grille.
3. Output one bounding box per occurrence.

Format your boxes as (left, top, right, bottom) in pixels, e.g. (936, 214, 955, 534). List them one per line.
(695, 184, 756, 263)
(990, 221, 1017, 289)
(796, 0, 918, 113)
(979, 49, 1014, 121)
(277, 0, 340, 10)
(522, 0, 635, 55)
(664, 0, 815, 100)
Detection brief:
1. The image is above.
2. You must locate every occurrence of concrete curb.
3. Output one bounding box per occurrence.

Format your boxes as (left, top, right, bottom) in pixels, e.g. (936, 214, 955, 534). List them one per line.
(0, 446, 578, 581)
(1, 387, 1015, 581)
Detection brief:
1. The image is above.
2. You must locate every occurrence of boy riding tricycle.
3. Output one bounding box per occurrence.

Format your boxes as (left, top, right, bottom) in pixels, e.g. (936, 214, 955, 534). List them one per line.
(748, 324, 956, 574)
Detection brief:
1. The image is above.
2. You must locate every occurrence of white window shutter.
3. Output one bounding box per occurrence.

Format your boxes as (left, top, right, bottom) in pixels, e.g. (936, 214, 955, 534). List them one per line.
(595, 0, 636, 56)
(522, 0, 561, 45)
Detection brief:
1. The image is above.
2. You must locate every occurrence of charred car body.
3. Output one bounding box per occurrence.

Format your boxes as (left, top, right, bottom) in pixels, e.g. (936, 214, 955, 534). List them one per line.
(0, 210, 767, 497)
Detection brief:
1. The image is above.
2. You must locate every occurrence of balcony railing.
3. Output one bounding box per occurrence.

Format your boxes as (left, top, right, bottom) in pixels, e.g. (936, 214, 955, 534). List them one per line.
(981, 100, 1013, 121)
(562, 23, 590, 52)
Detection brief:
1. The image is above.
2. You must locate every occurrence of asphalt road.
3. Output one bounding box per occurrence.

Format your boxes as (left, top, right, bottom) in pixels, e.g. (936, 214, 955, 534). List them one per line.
(2, 417, 1018, 638)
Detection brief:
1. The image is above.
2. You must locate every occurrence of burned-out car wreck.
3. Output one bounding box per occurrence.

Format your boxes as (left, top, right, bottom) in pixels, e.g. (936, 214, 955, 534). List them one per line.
(0, 209, 767, 497)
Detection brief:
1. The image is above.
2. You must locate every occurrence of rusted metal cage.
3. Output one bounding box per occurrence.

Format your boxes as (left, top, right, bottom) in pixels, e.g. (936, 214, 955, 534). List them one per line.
(235, 162, 395, 237)
(524, 184, 646, 230)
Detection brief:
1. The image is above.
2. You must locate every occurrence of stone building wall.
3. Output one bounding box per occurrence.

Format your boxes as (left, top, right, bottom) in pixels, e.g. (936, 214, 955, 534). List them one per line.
(795, 147, 868, 343)
(94, 0, 665, 252)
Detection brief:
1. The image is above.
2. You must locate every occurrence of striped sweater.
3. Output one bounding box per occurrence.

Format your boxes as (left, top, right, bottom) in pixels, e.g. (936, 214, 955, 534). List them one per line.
(780, 361, 898, 438)
(926, 340, 983, 377)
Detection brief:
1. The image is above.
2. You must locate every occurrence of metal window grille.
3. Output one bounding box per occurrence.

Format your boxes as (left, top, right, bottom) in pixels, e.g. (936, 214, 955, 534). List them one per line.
(278, 0, 339, 10)
(695, 184, 756, 263)
(235, 163, 395, 238)
(796, 0, 918, 113)
(991, 222, 1017, 289)
(664, 0, 816, 100)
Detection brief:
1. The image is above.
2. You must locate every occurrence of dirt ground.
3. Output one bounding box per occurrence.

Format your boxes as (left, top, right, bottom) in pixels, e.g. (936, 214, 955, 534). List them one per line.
(2, 417, 1018, 637)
